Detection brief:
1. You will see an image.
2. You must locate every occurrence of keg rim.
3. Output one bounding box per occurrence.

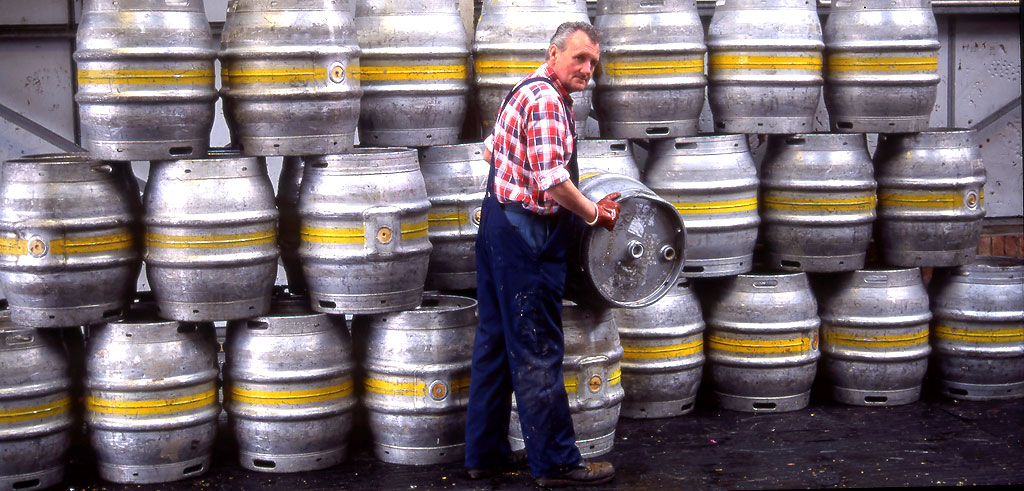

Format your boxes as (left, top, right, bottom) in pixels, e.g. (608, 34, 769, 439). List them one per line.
(6, 152, 97, 165)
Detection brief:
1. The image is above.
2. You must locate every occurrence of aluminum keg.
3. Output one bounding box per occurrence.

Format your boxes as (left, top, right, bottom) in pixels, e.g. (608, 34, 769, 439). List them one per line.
(817, 268, 932, 406)
(224, 293, 357, 472)
(0, 311, 73, 491)
(473, 0, 592, 136)
(74, 0, 216, 161)
(143, 154, 279, 322)
(355, 0, 470, 147)
(874, 130, 986, 267)
(824, 0, 940, 133)
(643, 135, 758, 278)
(85, 311, 219, 484)
(570, 173, 686, 308)
(930, 257, 1024, 400)
(706, 0, 823, 134)
(0, 154, 138, 328)
(509, 302, 624, 458)
(593, 0, 706, 139)
(351, 294, 477, 465)
(220, 0, 361, 156)
(578, 139, 641, 180)
(613, 278, 704, 418)
(299, 148, 432, 314)
(277, 156, 307, 294)
(760, 133, 877, 272)
(704, 272, 821, 413)
(419, 143, 487, 291)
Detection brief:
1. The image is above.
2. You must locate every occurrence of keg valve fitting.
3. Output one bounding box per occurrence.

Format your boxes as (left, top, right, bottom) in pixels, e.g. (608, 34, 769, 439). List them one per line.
(627, 240, 645, 260)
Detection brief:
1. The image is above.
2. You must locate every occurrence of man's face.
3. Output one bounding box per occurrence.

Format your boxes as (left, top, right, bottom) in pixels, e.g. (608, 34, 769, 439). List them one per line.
(548, 30, 600, 93)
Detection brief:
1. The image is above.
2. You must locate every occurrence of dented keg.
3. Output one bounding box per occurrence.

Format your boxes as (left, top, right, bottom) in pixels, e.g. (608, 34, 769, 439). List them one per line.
(824, 0, 940, 133)
(0, 311, 73, 491)
(817, 269, 932, 406)
(277, 156, 307, 294)
(613, 278, 704, 418)
(510, 302, 624, 458)
(569, 173, 686, 308)
(704, 272, 821, 413)
(419, 144, 488, 291)
(874, 130, 986, 267)
(351, 294, 477, 465)
(220, 0, 361, 156)
(74, 0, 216, 161)
(299, 148, 432, 314)
(760, 133, 877, 272)
(930, 257, 1024, 400)
(224, 293, 357, 472)
(593, 0, 706, 139)
(707, 0, 823, 134)
(86, 311, 219, 484)
(643, 135, 758, 277)
(577, 139, 641, 180)
(355, 0, 470, 147)
(143, 154, 279, 322)
(0, 154, 138, 328)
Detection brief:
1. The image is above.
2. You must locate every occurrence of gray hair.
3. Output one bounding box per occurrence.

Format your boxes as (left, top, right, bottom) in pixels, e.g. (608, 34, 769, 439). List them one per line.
(549, 22, 600, 52)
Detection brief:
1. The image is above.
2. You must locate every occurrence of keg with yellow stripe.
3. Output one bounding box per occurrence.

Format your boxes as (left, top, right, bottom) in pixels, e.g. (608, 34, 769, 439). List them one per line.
(351, 294, 476, 464)
(613, 279, 705, 418)
(874, 130, 986, 267)
(510, 302, 624, 457)
(224, 293, 356, 472)
(85, 311, 219, 483)
(1, 310, 73, 491)
(930, 257, 1024, 400)
(824, 0, 940, 133)
(355, 0, 470, 147)
(419, 143, 488, 291)
(220, 0, 361, 156)
(593, 0, 706, 139)
(277, 157, 308, 295)
(817, 269, 932, 406)
(643, 135, 758, 277)
(577, 140, 641, 180)
(74, 0, 216, 160)
(143, 153, 279, 322)
(0, 154, 139, 328)
(299, 148, 432, 314)
(705, 272, 821, 413)
(760, 133, 877, 272)
(706, 0, 824, 134)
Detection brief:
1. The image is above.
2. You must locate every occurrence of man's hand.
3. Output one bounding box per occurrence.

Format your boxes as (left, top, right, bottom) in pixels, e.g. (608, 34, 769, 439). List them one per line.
(593, 192, 621, 231)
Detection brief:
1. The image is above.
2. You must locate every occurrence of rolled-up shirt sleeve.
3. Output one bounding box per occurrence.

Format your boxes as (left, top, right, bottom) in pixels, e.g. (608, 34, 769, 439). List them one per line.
(525, 95, 572, 192)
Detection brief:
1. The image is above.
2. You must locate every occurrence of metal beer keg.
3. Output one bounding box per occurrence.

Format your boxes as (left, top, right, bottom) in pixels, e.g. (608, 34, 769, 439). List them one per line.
(577, 139, 641, 180)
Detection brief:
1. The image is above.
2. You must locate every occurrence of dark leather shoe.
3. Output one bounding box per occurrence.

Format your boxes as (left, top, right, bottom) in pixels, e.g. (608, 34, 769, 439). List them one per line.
(535, 461, 615, 488)
(465, 450, 529, 480)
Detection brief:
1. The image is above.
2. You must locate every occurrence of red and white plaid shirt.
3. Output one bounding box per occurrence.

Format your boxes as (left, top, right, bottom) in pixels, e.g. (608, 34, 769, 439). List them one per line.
(484, 63, 575, 215)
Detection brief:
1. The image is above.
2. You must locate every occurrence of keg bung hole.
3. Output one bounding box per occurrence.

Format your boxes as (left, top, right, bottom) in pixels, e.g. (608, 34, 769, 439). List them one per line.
(169, 146, 193, 156)
(627, 240, 645, 259)
(865, 396, 888, 404)
(12, 478, 40, 489)
(646, 127, 670, 135)
(660, 245, 676, 261)
(253, 459, 276, 469)
(837, 122, 854, 129)
(753, 402, 777, 410)
(182, 464, 204, 475)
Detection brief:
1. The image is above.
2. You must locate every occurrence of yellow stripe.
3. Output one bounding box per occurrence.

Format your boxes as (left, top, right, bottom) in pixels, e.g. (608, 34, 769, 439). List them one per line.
(145, 230, 276, 249)
(229, 379, 353, 405)
(358, 64, 467, 81)
(711, 55, 822, 70)
(622, 339, 704, 359)
(428, 212, 469, 227)
(0, 397, 71, 424)
(708, 335, 812, 354)
(933, 325, 1024, 343)
(0, 233, 134, 256)
(879, 192, 964, 209)
(475, 59, 539, 74)
(401, 221, 429, 241)
(673, 198, 758, 215)
(225, 67, 328, 84)
(364, 378, 426, 396)
(450, 376, 472, 394)
(602, 59, 704, 76)
(564, 375, 578, 393)
(300, 226, 365, 244)
(608, 367, 621, 386)
(762, 195, 876, 212)
(78, 68, 213, 85)
(824, 330, 928, 348)
(87, 389, 216, 416)
(828, 56, 938, 72)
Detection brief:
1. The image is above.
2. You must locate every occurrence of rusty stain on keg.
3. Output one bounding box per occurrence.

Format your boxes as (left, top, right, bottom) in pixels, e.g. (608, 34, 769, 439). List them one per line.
(28, 238, 46, 257)
(589, 375, 603, 392)
(967, 191, 979, 208)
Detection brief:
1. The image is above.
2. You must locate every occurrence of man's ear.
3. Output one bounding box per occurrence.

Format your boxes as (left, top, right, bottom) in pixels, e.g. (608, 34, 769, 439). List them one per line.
(548, 45, 558, 61)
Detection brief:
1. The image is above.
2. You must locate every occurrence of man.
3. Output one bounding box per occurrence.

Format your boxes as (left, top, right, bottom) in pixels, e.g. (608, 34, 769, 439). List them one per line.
(464, 22, 621, 488)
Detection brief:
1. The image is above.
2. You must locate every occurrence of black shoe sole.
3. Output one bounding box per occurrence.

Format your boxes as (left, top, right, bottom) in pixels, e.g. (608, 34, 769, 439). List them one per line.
(535, 473, 615, 488)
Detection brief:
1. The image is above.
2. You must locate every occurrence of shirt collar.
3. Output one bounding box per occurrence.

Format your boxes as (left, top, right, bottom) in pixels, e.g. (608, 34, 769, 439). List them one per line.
(537, 62, 572, 102)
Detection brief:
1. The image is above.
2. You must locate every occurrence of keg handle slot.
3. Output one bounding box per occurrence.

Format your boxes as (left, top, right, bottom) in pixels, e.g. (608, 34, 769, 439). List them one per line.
(4, 333, 34, 345)
(640, 0, 665, 7)
(247, 321, 269, 330)
(610, 144, 627, 151)
(645, 127, 670, 135)
(785, 138, 806, 146)
(90, 164, 113, 174)
(864, 275, 889, 284)
(752, 280, 778, 288)
(675, 142, 698, 150)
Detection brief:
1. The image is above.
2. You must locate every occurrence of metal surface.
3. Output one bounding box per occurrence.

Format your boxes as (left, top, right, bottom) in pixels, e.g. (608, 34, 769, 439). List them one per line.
(74, 0, 216, 160)
(224, 293, 357, 472)
(85, 310, 219, 484)
(593, 0, 705, 139)
(0, 102, 82, 153)
(143, 153, 279, 322)
(643, 135, 758, 278)
(0, 153, 138, 328)
(355, 0, 470, 147)
(277, 156, 307, 294)
(510, 302, 624, 458)
(418, 143, 487, 291)
(299, 148, 432, 315)
(351, 294, 477, 465)
(220, 0, 361, 156)
(706, 0, 824, 134)
(929, 256, 1024, 400)
(874, 129, 987, 267)
(613, 278, 704, 418)
(704, 272, 821, 413)
(816, 268, 932, 406)
(577, 139, 641, 180)
(760, 133, 877, 272)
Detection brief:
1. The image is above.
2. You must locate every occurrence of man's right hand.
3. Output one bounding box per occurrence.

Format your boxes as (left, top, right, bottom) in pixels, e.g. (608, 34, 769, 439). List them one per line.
(593, 192, 621, 231)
